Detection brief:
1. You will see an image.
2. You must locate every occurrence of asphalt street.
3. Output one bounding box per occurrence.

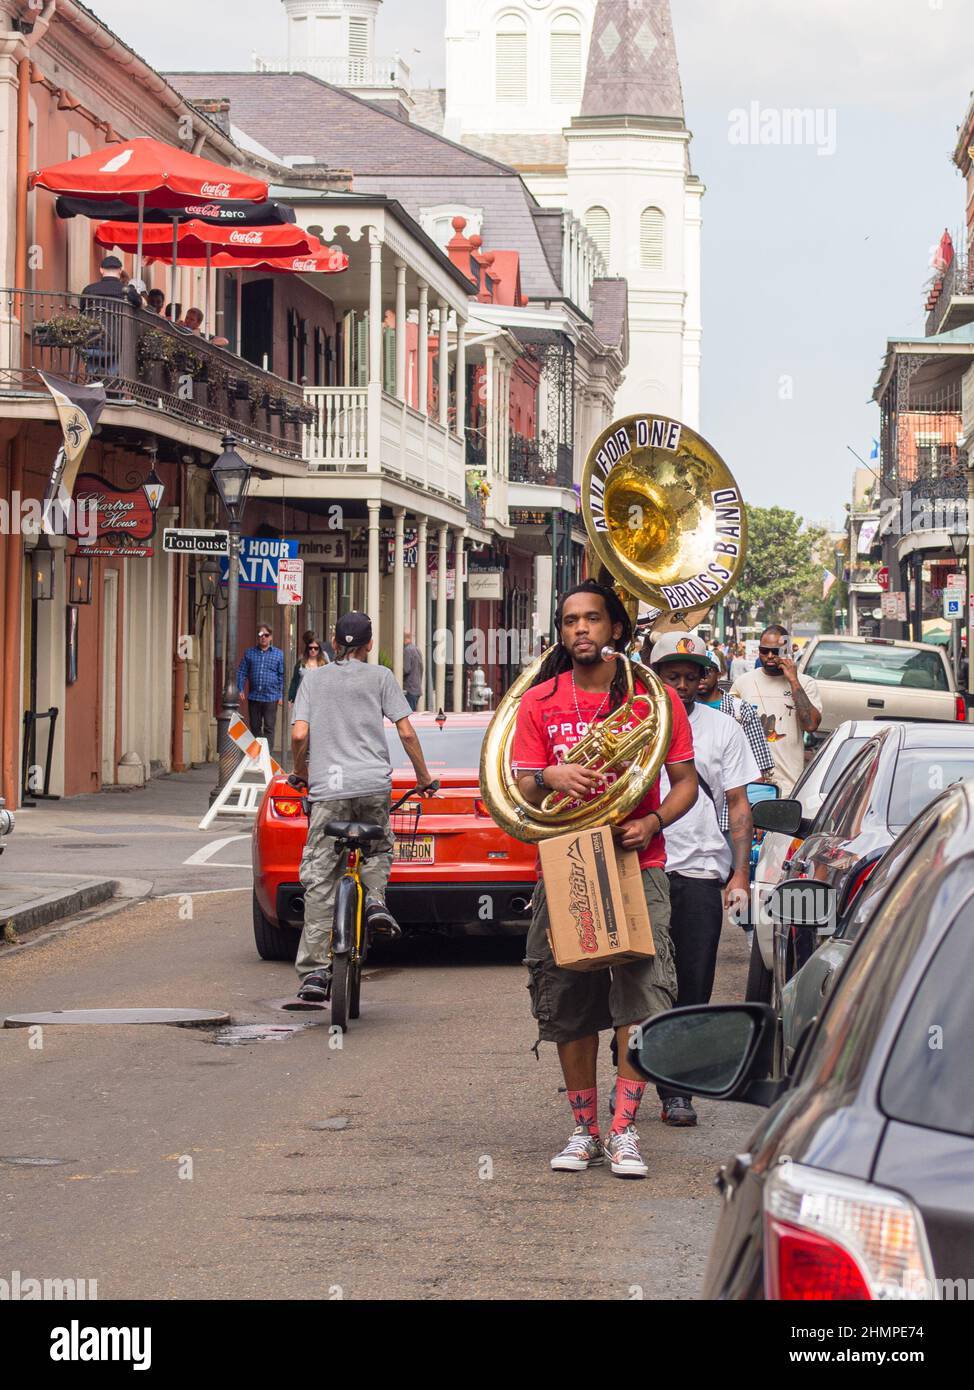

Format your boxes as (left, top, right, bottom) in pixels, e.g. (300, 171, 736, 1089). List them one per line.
(0, 889, 756, 1300)
(8, 767, 255, 897)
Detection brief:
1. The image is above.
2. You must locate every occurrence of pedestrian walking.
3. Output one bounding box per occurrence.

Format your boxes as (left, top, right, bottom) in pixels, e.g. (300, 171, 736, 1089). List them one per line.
(402, 631, 424, 711)
(650, 632, 760, 1126)
(237, 624, 285, 745)
(511, 580, 698, 1178)
(287, 631, 329, 705)
(730, 624, 822, 794)
(729, 643, 749, 679)
(289, 611, 437, 1003)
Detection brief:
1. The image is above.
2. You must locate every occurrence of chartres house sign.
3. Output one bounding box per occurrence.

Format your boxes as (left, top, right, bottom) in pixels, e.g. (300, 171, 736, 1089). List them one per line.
(72, 473, 158, 558)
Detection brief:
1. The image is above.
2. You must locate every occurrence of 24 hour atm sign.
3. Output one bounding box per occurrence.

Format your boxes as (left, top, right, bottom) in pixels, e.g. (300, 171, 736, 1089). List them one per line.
(219, 537, 298, 589)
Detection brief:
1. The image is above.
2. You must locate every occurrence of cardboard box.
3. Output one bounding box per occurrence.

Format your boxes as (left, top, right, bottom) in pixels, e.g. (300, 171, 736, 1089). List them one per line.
(539, 824, 655, 971)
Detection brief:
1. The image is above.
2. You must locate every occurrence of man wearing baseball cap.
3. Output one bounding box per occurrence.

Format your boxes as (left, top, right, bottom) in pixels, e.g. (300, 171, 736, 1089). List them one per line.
(81, 254, 142, 311)
(649, 632, 760, 1126)
(289, 612, 438, 1004)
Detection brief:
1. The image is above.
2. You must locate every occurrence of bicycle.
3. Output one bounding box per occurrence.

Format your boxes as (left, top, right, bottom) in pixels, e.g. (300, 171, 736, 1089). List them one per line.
(289, 778, 439, 1031)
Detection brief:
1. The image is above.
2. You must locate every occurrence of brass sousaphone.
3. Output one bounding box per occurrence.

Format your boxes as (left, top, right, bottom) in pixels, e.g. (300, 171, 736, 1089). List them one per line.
(479, 414, 747, 843)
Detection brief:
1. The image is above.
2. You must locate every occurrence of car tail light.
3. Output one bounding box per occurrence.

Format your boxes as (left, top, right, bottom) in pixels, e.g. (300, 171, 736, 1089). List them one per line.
(271, 797, 304, 819)
(956, 695, 967, 722)
(843, 857, 878, 912)
(764, 1161, 936, 1300)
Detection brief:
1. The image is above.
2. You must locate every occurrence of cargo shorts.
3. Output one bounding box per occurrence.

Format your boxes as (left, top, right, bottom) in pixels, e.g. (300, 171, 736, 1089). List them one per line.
(524, 867, 677, 1046)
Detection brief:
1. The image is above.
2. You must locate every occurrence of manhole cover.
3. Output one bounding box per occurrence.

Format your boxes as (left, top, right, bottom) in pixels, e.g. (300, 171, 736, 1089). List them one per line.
(3, 1008, 230, 1028)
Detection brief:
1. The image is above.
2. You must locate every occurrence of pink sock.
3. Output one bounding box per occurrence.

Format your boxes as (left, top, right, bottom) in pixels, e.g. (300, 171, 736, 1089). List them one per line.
(567, 1087, 598, 1135)
(612, 1077, 647, 1133)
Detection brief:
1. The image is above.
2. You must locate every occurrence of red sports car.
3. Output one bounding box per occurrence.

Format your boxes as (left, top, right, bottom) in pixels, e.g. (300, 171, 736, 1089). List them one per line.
(251, 711, 537, 960)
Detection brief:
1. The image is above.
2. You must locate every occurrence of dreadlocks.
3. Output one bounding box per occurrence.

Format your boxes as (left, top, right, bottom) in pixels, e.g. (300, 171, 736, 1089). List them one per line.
(532, 579, 633, 711)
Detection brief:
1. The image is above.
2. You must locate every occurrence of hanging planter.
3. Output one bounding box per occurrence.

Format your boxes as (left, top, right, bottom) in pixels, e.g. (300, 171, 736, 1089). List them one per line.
(34, 313, 104, 350)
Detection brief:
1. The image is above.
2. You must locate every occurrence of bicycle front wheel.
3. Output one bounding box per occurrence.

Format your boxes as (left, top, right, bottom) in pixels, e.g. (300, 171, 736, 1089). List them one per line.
(349, 959, 362, 1020)
(331, 954, 351, 1032)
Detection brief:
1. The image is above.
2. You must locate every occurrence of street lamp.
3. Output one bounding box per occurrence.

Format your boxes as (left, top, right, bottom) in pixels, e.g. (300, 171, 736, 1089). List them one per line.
(211, 434, 252, 796)
(68, 551, 93, 605)
(198, 556, 221, 600)
(31, 532, 56, 601)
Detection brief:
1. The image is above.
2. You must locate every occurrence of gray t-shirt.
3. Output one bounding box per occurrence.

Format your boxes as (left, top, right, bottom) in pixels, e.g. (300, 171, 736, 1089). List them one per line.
(403, 643, 424, 696)
(292, 659, 412, 799)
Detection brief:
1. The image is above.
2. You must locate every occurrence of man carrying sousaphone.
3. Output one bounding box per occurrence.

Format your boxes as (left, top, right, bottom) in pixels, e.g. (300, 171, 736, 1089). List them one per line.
(511, 580, 698, 1178)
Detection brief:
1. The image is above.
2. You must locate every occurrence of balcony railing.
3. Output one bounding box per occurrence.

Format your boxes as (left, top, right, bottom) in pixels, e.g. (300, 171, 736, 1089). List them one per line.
(254, 54, 410, 91)
(466, 484, 486, 529)
(0, 289, 306, 458)
(926, 246, 974, 336)
(304, 384, 464, 504)
(509, 433, 573, 488)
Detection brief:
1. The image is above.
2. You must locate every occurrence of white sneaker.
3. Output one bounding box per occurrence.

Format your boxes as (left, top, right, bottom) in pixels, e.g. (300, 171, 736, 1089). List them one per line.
(550, 1126, 604, 1172)
(604, 1125, 649, 1178)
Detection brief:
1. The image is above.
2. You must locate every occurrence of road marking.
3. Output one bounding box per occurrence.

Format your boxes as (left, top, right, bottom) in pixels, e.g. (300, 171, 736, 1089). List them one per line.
(183, 835, 250, 867)
(156, 887, 250, 900)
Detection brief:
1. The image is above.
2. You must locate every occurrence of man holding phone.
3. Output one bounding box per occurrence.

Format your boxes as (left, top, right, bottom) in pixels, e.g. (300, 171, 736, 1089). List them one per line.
(730, 624, 822, 794)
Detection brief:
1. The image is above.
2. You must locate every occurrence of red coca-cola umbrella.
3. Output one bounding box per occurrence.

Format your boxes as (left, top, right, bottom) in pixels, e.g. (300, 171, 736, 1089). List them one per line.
(94, 219, 319, 259)
(148, 245, 349, 274)
(30, 136, 269, 296)
(29, 137, 267, 207)
(95, 218, 321, 320)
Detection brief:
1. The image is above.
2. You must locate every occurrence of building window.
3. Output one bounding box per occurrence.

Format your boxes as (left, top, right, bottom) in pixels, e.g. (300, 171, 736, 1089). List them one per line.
(584, 206, 610, 264)
(640, 207, 665, 270)
(550, 13, 582, 102)
(348, 15, 369, 80)
(496, 14, 528, 103)
(420, 204, 484, 249)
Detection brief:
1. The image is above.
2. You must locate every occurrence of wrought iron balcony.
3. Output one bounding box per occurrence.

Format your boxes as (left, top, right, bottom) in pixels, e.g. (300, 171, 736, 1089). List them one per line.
(0, 289, 306, 458)
(509, 433, 573, 488)
(926, 245, 974, 337)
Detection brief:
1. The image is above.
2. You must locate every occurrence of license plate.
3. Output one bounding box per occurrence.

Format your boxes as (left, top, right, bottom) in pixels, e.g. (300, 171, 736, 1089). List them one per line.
(392, 835, 434, 863)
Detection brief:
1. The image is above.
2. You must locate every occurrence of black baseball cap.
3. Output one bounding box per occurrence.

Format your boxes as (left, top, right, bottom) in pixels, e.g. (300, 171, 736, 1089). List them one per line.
(336, 611, 372, 649)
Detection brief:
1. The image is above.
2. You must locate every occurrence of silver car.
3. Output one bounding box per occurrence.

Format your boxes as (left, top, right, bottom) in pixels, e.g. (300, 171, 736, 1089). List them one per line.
(746, 720, 882, 1002)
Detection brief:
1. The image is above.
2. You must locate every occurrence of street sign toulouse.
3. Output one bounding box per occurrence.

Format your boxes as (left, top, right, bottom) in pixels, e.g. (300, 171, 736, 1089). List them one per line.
(163, 528, 229, 554)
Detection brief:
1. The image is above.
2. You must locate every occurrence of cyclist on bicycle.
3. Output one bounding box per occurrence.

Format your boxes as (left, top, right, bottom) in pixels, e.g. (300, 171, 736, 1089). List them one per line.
(290, 610, 437, 1003)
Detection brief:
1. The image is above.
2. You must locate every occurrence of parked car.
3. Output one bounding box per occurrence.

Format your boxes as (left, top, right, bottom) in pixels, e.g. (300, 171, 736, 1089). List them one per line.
(748, 719, 878, 1000)
(629, 778, 974, 1299)
(797, 634, 963, 734)
(752, 722, 974, 1060)
(251, 711, 536, 960)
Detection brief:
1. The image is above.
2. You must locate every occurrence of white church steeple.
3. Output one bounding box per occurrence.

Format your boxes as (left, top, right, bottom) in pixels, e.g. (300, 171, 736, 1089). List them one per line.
(257, 1, 412, 113)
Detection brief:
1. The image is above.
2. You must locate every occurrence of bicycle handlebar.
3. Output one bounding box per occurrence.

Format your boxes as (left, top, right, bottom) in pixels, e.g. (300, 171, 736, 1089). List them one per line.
(391, 779, 439, 812)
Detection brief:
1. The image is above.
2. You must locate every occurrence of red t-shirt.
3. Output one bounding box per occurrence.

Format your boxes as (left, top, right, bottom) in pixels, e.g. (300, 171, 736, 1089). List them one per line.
(511, 674, 695, 870)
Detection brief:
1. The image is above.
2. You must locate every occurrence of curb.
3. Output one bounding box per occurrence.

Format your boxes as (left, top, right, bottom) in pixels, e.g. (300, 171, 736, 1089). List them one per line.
(2, 879, 119, 940)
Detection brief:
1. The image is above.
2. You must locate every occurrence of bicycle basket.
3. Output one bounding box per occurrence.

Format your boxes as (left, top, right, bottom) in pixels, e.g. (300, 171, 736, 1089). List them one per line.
(390, 799, 423, 861)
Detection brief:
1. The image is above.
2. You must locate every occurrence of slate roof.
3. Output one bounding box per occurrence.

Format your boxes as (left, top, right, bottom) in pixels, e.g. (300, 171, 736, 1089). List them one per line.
(166, 72, 513, 178)
(590, 278, 629, 353)
(581, 0, 684, 121)
(411, 88, 446, 135)
(167, 70, 565, 301)
(462, 132, 569, 169)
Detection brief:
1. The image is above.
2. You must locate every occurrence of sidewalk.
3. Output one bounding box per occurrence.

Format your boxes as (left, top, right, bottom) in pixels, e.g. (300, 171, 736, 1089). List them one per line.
(1, 765, 258, 937)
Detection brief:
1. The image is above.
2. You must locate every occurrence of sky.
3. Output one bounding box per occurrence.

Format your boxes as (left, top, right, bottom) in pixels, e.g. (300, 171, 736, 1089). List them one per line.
(88, 0, 974, 529)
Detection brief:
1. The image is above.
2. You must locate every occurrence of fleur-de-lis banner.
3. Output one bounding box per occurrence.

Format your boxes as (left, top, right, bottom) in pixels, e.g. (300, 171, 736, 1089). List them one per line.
(37, 372, 107, 532)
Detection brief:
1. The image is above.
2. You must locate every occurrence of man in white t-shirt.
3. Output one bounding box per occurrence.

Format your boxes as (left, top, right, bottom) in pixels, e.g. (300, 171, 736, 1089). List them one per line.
(650, 632, 760, 1127)
(730, 624, 823, 794)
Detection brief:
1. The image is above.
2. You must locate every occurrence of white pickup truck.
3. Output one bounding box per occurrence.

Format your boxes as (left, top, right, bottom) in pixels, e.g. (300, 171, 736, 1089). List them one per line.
(797, 635, 966, 733)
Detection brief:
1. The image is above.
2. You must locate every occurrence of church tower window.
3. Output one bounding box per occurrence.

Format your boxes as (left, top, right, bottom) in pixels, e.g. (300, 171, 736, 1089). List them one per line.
(550, 13, 582, 102)
(640, 207, 665, 270)
(495, 13, 528, 103)
(584, 206, 610, 263)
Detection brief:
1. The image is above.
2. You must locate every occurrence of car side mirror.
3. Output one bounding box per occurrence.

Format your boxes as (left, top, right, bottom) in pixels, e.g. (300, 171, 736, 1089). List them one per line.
(750, 798, 803, 835)
(768, 877, 837, 933)
(627, 1003, 782, 1106)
